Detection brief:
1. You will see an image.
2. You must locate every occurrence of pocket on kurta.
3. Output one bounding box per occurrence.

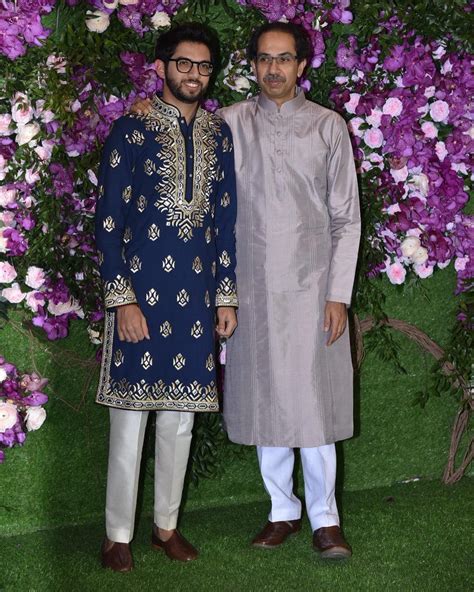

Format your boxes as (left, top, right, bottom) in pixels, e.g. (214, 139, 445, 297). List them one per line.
(266, 228, 331, 293)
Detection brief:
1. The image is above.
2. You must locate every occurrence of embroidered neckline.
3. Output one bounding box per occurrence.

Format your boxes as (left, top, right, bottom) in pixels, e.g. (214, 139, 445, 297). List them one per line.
(151, 95, 204, 121)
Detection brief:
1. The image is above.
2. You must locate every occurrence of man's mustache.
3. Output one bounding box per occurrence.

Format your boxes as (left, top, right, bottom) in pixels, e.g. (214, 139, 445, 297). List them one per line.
(263, 74, 285, 82)
(181, 79, 202, 86)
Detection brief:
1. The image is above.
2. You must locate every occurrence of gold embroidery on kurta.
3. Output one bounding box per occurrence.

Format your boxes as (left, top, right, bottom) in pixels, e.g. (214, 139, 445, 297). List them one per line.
(192, 256, 203, 274)
(103, 275, 137, 308)
(137, 195, 147, 212)
(109, 149, 121, 168)
(160, 321, 172, 337)
(205, 354, 215, 371)
(129, 255, 141, 273)
(114, 350, 124, 367)
(216, 277, 238, 307)
(123, 227, 132, 243)
(221, 192, 230, 207)
(122, 186, 132, 203)
(148, 224, 160, 240)
(177, 289, 189, 307)
(162, 255, 175, 272)
(145, 288, 159, 306)
(141, 352, 153, 370)
(126, 130, 145, 145)
(173, 354, 186, 370)
(191, 321, 203, 338)
(103, 216, 115, 232)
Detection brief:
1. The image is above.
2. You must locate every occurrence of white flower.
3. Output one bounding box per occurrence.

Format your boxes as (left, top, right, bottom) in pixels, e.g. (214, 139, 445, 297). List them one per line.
(151, 10, 171, 29)
(411, 246, 429, 265)
(233, 75, 251, 92)
(25, 266, 46, 289)
(0, 114, 12, 135)
(0, 261, 17, 284)
(2, 282, 25, 303)
(0, 402, 18, 432)
(85, 10, 111, 33)
(16, 122, 40, 146)
(48, 297, 84, 318)
(119, 0, 139, 4)
(11, 101, 33, 126)
(411, 173, 429, 197)
(25, 406, 47, 431)
(401, 236, 421, 258)
(0, 368, 7, 382)
(87, 326, 102, 345)
(25, 291, 45, 313)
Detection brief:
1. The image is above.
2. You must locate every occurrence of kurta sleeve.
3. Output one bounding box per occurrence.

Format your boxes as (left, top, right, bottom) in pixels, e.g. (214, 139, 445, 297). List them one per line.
(214, 124, 238, 307)
(95, 119, 138, 309)
(325, 116, 361, 305)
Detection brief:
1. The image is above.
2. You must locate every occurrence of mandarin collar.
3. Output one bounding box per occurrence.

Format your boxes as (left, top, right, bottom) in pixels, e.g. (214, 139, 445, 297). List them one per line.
(151, 94, 203, 121)
(257, 88, 306, 115)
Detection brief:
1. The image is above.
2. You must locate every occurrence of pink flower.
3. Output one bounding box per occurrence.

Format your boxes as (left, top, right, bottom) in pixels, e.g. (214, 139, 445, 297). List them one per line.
(0, 262, 17, 284)
(0, 187, 17, 207)
(348, 116, 365, 138)
(25, 291, 46, 313)
(2, 282, 25, 303)
(435, 141, 448, 162)
(366, 108, 383, 127)
(0, 402, 18, 432)
(344, 92, 361, 114)
(454, 256, 469, 271)
(25, 168, 41, 185)
(414, 263, 434, 278)
(382, 97, 403, 118)
(429, 100, 450, 123)
(364, 127, 384, 148)
(421, 121, 438, 139)
(0, 114, 12, 135)
(11, 102, 34, 126)
(390, 166, 408, 183)
(25, 266, 46, 289)
(386, 261, 406, 285)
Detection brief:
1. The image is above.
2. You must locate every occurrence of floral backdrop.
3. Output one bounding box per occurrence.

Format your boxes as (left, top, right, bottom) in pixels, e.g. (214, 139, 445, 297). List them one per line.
(0, 0, 472, 465)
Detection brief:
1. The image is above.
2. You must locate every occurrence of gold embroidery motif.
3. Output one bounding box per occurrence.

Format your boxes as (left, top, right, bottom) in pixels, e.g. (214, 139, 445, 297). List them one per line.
(160, 321, 172, 337)
(126, 130, 145, 145)
(206, 354, 215, 371)
(137, 195, 147, 212)
(191, 321, 203, 339)
(222, 136, 232, 152)
(98, 184, 104, 198)
(219, 251, 231, 268)
(123, 227, 132, 243)
(122, 186, 132, 203)
(109, 149, 121, 168)
(221, 192, 231, 207)
(192, 256, 203, 274)
(114, 350, 124, 367)
(162, 255, 175, 272)
(144, 159, 156, 176)
(211, 261, 216, 277)
(205, 290, 210, 308)
(97, 250, 104, 266)
(173, 353, 186, 370)
(148, 224, 160, 240)
(103, 216, 115, 232)
(205, 226, 212, 244)
(150, 96, 222, 242)
(216, 277, 238, 307)
(129, 255, 142, 273)
(141, 352, 153, 370)
(177, 289, 189, 307)
(104, 275, 137, 308)
(145, 288, 159, 306)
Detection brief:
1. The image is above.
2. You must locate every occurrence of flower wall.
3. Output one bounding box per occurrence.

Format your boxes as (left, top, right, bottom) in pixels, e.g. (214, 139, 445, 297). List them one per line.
(0, 1, 472, 356)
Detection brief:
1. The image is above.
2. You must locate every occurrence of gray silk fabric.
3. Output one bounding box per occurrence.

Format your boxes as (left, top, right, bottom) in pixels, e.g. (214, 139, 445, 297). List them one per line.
(218, 91, 361, 448)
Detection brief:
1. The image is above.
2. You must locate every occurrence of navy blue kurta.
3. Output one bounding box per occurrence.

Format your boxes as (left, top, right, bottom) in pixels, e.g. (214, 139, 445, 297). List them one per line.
(95, 96, 238, 412)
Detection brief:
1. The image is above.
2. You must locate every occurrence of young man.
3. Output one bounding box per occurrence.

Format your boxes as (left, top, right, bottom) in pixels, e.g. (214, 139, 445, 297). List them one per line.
(219, 22, 360, 559)
(95, 23, 238, 572)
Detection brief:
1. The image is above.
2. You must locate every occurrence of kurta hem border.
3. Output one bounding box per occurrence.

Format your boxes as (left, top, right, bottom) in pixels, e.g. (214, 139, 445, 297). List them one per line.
(96, 396, 219, 412)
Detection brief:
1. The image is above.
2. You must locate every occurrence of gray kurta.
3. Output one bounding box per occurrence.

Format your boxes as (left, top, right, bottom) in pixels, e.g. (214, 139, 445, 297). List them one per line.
(219, 90, 361, 448)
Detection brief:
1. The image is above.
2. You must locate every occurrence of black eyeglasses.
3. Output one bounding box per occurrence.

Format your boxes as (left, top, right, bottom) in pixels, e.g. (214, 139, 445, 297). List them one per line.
(168, 58, 214, 76)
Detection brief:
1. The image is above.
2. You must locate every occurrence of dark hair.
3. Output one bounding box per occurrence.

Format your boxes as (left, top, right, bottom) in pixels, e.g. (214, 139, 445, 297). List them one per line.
(246, 22, 312, 63)
(154, 22, 220, 67)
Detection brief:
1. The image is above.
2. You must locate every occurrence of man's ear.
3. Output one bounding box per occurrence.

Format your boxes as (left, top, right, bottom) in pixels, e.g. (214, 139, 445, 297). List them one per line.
(297, 58, 307, 79)
(154, 59, 166, 79)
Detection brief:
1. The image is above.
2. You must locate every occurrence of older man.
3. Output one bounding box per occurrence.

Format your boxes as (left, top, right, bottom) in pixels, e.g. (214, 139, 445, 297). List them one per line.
(219, 22, 360, 559)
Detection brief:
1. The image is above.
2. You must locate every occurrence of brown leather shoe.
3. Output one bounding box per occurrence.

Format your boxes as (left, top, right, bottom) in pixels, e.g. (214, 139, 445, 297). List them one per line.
(251, 519, 302, 549)
(151, 528, 198, 561)
(313, 526, 352, 559)
(101, 537, 133, 572)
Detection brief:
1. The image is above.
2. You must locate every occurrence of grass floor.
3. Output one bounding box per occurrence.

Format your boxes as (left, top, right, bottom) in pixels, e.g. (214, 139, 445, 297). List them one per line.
(1, 478, 472, 592)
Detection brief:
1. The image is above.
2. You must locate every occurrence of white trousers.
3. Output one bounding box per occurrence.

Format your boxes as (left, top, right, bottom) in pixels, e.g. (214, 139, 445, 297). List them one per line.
(257, 444, 339, 532)
(105, 408, 194, 543)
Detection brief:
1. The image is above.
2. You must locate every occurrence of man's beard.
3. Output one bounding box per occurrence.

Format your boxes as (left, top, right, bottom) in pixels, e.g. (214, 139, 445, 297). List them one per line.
(166, 75, 207, 104)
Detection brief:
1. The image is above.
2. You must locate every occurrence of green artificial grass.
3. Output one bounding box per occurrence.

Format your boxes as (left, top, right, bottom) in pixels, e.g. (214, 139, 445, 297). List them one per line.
(1, 478, 472, 592)
(1, 267, 470, 537)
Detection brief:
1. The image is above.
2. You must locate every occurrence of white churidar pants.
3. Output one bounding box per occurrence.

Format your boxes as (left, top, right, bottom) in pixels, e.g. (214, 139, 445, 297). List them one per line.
(105, 408, 194, 543)
(257, 444, 339, 532)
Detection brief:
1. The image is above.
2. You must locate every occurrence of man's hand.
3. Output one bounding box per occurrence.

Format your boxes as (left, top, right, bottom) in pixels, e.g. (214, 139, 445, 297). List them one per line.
(130, 97, 152, 116)
(216, 307, 238, 338)
(117, 304, 150, 343)
(323, 301, 347, 346)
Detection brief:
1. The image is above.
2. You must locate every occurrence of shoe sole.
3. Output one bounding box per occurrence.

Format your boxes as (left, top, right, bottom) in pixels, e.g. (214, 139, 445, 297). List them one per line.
(315, 546, 352, 560)
(251, 530, 301, 550)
